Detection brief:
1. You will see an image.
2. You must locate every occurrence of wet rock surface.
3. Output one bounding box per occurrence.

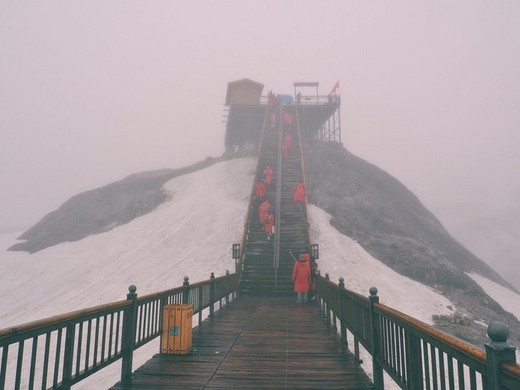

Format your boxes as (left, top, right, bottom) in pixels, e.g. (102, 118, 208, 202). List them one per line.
(303, 140, 520, 347)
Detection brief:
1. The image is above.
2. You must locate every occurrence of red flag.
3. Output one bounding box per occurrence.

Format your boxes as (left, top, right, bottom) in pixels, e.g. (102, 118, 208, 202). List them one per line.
(330, 80, 340, 95)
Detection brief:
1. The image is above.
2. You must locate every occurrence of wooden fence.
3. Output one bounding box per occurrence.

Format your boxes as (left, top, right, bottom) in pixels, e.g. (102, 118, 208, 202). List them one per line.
(0, 272, 239, 390)
(317, 273, 520, 390)
(3, 269, 519, 390)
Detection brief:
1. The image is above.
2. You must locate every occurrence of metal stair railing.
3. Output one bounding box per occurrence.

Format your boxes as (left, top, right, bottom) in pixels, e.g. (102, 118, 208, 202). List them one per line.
(294, 104, 313, 251)
(237, 105, 270, 276)
(273, 103, 283, 289)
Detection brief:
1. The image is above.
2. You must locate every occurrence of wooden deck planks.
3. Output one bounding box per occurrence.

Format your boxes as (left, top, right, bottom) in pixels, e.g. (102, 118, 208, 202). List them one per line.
(109, 296, 373, 389)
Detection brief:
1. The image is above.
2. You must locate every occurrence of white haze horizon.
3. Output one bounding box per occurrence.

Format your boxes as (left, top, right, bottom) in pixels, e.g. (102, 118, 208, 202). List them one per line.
(2, 2, 519, 291)
(0, 158, 519, 389)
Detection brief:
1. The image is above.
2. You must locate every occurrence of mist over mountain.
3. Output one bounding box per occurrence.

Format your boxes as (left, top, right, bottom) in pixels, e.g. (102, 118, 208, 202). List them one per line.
(8, 157, 219, 253)
(8, 143, 520, 346)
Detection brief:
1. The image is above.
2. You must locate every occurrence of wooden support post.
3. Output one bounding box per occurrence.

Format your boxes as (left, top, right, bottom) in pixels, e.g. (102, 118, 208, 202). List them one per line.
(121, 285, 138, 385)
(182, 276, 190, 304)
(485, 322, 517, 390)
(198, 283, 203, 327)
(225, 270, 230, 305)
(325, 273, 331, 326)
(354, 338, 361, 364)
(61, 323, 76, 389)
(210, 273, 215, 318)
(339, 278, 348, 353)
(369, 287, 384, 390)
(405, 330, 424, 389)
(159, 295, 167, 353)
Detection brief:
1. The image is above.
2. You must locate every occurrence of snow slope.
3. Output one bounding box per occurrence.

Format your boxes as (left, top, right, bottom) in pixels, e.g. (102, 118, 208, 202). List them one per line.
(0, 158, 256, 328)
(468, 273, 520, 322)
(1, 156, 517, 388)
(308, 205, 453, 324)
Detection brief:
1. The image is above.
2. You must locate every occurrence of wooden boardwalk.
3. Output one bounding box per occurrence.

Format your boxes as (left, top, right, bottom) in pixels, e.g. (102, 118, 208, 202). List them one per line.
(109, 296, 373, 389)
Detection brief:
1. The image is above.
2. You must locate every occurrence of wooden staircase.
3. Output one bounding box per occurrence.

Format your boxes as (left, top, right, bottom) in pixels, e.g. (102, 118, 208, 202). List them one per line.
(240, 105, 310, 295)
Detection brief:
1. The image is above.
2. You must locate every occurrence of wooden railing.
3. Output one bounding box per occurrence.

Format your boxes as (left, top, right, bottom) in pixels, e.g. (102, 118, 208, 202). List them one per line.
(259, 94, 340, 106)
(0, 272, 239, 390)
(317, 273, 520, 390)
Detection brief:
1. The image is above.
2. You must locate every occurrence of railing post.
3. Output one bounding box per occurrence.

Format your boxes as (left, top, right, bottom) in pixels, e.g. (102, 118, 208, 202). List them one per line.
(354, 338, 361, 364)
(61, 323, 76, 389)
(405, 330, 424, 389)
(485, 322, 517, 390)
(121, 285, 138, 384)
(210, 273, 215, 318)
(225, 270, 230, 305)
(369, 287, 384, 390)
(182, 276, 190, 304)
(318, 271, 325, 315)
(325, 273, 331, 326)
(338, 278, 348, 353)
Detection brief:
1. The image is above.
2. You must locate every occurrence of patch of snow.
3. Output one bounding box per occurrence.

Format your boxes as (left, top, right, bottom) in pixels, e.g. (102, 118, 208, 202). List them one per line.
(308, 204, 454, 324)
(468, 272, 520, 322)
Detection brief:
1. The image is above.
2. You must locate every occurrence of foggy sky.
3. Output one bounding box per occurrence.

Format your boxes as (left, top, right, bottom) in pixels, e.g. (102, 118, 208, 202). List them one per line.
(1, 2, 519, 285)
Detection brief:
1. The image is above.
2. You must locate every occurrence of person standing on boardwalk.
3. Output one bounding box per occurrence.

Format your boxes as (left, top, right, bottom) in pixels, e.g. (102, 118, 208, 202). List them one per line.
(292, 254, 311, 303)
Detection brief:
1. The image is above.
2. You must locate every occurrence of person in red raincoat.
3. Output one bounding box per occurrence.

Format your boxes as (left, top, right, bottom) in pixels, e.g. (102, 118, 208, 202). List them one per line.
(253, 180, 266, 210)
(258, 199, 270, 226)
(254, 180, 266, 199)
(281, 143, 289, 160)
(292, 254, 311, 303)
(284, 133, 293, 151)
(263, 165, 273, 188)
(264, 211, 274, 240)
(293, 181, 306, 211)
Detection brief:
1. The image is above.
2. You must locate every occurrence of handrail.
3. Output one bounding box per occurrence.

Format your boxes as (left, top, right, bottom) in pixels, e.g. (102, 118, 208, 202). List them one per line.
(0, 272, 239, 390)
(273, 103, 283, 273)
(259, 95, 340, 106)
(0, 300, 130, 339)
(237, 104, 270, 273)
(316, 273, 520, 390)
(294, 103, 312, 251)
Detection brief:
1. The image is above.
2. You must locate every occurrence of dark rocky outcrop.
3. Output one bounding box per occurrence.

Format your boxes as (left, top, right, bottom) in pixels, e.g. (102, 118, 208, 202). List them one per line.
(8, 157, 219, 253)
(303, 140, 520, 346)
(304, 141, 513, 290)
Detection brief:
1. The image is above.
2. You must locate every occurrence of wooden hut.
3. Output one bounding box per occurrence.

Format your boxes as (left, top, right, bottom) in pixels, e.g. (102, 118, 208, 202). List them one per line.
(225, 78, 264, 106)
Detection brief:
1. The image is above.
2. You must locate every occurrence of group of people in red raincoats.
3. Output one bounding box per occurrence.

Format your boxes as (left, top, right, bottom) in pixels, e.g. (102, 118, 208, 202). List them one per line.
(292, 252, 318, 303)
(255, 164, 275, 240)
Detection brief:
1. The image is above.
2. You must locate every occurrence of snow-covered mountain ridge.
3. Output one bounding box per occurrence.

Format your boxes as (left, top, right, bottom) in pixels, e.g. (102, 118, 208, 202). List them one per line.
(4, 145, 520, 349)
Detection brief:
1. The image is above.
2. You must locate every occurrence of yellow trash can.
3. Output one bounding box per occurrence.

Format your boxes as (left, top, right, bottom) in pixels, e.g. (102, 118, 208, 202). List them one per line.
(161, 304, 193, 354)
